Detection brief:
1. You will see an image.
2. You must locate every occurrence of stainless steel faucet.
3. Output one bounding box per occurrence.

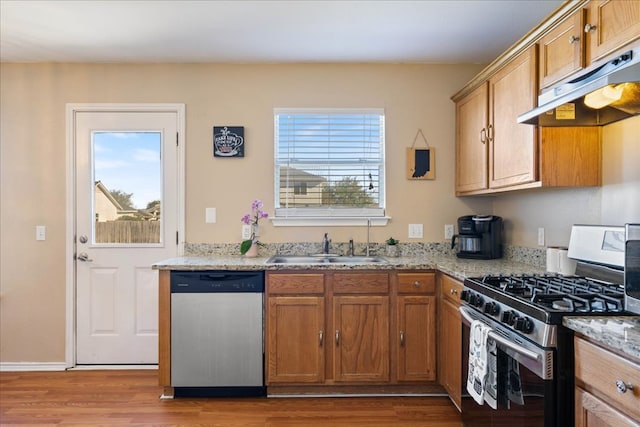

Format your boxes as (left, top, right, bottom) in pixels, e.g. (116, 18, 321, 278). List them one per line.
(322, 233, 331, 254)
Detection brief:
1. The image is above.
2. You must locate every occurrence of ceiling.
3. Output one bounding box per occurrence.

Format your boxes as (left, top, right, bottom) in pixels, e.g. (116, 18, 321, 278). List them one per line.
(1, 0, 564, 64)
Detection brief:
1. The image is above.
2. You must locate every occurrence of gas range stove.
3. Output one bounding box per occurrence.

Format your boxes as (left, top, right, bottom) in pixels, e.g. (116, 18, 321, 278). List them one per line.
(462, 274, 625, 348)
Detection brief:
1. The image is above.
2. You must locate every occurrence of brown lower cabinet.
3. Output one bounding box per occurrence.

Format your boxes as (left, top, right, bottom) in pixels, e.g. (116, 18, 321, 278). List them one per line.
(574, 336, 640, 426)
(265, 270, 436, 387)
(437, 272, 464, 411)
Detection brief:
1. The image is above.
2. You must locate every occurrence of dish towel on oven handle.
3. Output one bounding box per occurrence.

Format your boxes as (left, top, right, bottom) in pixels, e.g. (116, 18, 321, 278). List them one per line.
(467, 319, 493, 405)
(484, 337, 498, 409)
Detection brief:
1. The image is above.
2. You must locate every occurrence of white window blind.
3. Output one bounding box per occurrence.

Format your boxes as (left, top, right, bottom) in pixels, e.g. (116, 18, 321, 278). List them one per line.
(274, 108, 385, 219)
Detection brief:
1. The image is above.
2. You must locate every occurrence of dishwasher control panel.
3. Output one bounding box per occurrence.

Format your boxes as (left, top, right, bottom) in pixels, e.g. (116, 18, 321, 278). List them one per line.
(170, 271, 265, 293)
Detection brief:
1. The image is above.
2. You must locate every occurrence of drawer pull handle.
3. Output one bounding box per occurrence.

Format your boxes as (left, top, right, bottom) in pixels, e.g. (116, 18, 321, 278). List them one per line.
(414, 281, 421, 287)
(319, 330, 324, 347)
(616, 379, 634, 394)
(568, 35, 580, 44)
(400, 331, 405, 346)
(335, 330, 340, 346)
(480, 128, 487, 144)
(584, 23, 597, 33)
(450, 289, 458, 295)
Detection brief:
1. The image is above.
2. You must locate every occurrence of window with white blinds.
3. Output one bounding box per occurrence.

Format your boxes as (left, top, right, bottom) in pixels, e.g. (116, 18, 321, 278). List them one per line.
(274, 108, 385, 218)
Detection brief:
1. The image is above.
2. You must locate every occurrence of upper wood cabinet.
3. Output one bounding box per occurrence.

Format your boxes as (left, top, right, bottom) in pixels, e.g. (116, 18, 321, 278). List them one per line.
(539, 8, 586, 90)
(455, 83, 489, 193)
(539, 0, 640, 91)
(455, 46, 538, 194)
(489, 46, 538, 189)
(585, 0, 640, 63)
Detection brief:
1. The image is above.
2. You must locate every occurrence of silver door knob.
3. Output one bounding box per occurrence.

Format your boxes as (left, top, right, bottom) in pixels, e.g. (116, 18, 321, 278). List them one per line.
(77, 252, 93, 262)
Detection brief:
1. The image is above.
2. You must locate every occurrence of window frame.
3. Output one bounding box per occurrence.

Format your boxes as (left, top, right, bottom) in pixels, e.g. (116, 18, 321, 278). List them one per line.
(272, 108, 389, 227)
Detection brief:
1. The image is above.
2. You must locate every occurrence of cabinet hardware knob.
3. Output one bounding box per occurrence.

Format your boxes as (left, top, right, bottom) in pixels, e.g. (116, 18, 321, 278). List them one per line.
(480, 128, 487, 144)
(487, 124, 494, 142)
(569, 35, 580, 44)
(319, 330, 324, 346)
(450, 289, 458, 295)
(400, 331, 405, 346)
(414, 281, 421, 287)
(335, 330, 340, 346)
(616, 379, 634, 394)
(584, 23, 597, 33)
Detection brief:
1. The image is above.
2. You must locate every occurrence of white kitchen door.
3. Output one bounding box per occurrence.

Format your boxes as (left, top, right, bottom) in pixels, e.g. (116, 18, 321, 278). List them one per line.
(74, 109, 181, 364)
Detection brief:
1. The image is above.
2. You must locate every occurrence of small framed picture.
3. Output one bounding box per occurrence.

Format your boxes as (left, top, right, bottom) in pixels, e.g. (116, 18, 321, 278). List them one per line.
(214, 126, 244, 157)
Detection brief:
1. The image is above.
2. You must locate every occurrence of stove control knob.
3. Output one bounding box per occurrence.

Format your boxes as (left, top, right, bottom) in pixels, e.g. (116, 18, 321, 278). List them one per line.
(460, 290, 469, 302)
(514, 316, 534, 333)
(470, 294, 484, 308)
(484, 302, 500, 316)
(502, 310, 516, 326)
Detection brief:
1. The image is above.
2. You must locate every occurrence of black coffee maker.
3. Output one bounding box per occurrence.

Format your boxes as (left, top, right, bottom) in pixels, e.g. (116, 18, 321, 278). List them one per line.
(451, 215, 503, 259)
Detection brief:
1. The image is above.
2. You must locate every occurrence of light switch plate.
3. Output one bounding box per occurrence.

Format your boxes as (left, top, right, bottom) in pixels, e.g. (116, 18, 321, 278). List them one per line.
(205, 207, 217, 223)
(408, 224, 423, 239)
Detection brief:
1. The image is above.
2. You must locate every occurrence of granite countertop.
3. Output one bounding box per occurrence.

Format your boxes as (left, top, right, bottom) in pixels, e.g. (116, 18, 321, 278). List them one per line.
(152, 254, 545, 281)
(563, 316, 640, 361)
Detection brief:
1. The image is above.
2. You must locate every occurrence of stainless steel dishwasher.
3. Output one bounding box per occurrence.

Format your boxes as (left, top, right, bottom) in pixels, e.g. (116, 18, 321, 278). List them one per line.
(170, 270, 265, 397)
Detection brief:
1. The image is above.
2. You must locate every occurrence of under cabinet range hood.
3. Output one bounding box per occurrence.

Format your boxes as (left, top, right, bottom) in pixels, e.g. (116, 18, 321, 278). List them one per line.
(518, 50, 640, 126)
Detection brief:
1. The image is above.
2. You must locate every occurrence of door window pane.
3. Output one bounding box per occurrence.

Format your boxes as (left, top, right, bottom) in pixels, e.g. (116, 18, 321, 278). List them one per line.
(92, 132, 162, 244)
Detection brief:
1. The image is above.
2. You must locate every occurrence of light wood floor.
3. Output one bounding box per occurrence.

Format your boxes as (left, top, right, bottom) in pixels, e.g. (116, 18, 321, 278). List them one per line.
(0, 370, 463, 426)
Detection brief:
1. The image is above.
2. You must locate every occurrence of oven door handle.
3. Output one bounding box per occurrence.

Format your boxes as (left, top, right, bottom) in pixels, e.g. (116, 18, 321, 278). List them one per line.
(460, 306, 542, 362)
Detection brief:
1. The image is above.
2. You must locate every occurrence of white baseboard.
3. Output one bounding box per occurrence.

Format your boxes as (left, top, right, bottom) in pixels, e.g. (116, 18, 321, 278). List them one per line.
(0, 362, 67, 372)
(70, 365, 158, 370)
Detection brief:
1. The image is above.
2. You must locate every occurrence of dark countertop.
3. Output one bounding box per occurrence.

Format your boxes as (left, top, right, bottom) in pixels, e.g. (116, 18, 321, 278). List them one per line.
(563, 316, 640, 361)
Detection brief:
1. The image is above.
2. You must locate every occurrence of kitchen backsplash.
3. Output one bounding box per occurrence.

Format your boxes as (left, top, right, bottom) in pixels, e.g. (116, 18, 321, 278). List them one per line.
(184, 242, 546, 268)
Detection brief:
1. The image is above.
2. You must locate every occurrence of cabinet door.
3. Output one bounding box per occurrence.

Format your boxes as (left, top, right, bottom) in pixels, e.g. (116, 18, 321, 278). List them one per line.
(575, 387, 640, 427)
(439, 297, 462, 410)
(586, 0, 640, 63)
(333, 295, 390, 382)
(266, 296, 325, 384)
(539, 8, 585, 89)
(489, 46, 538, 189)
(455, 83, 489, 193)
(397, 295, 436, 382)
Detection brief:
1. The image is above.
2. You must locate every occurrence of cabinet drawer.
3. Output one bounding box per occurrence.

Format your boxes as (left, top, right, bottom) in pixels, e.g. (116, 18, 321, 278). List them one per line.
(333, 272, 389, 294)
(398, 273, 435, 294)
(440, 274, 463, 305)
(575, 337, 640, 421)
(267, 273, 325, 294)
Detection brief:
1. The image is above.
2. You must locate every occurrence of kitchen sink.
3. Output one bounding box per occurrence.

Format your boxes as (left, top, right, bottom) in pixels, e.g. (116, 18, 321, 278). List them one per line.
(265, 255, 389, 265)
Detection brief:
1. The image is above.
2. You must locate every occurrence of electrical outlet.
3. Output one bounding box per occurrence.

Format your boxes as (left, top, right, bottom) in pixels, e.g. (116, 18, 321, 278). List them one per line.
(408, 224, 423, 239)
(444, 224, 454, 239)
(538, 227, 545, 246)
(36, 225, 46, 241)
(242, 224, 252, 239)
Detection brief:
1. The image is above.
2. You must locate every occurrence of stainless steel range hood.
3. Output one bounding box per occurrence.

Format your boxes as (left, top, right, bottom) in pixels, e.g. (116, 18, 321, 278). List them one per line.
(518, 50, 640, 126)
